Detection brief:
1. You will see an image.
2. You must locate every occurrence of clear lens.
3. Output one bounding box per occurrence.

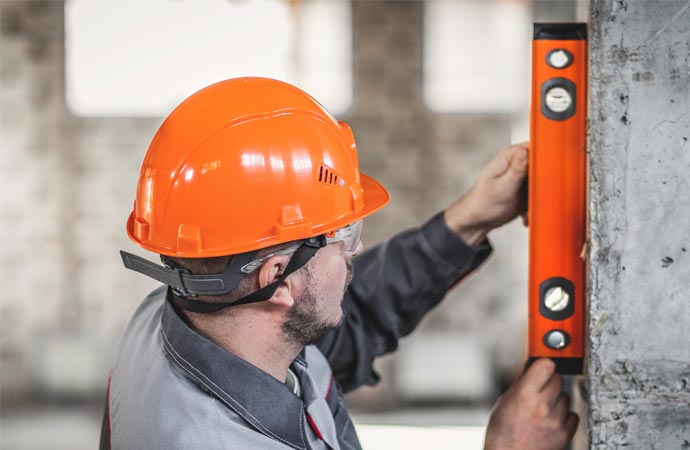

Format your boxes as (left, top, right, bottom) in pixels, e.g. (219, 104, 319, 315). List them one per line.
(347, 221, 363, 252)
(241, 221, 363, 273)
(326, 220, 363, 253)
(240, 243, 301, 273)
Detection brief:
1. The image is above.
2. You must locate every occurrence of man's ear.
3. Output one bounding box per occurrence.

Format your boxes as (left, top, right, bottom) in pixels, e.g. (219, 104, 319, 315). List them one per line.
(257, 254, 295, 308)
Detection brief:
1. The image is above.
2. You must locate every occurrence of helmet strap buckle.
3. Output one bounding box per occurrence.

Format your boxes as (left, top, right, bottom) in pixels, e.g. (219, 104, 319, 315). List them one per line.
(304, 235, 328, 249)
(171, 267, 194, 298)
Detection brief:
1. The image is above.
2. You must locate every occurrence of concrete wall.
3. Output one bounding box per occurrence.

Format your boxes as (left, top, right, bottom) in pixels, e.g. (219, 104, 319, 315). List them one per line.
(586, 0, 690, 448)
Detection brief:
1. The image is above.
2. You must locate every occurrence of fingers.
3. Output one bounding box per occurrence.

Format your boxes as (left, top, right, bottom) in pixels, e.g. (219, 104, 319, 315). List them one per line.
(453, 142, 531, 235)
(509, 145, 529, 179)
(482, 148, 512, 179)
(516, 358, 556, 394)
(565, 412, 580, 439)
(518, 174, 529, 215)
(502, 143, 529, 172)
(552, 392, 571, 419)
(480, 145, 528, 203)
(480, 143, 527, 177)
(476, 142, 530, 185)
(486, 358, 578, 450)
(540, 371, 565, 405)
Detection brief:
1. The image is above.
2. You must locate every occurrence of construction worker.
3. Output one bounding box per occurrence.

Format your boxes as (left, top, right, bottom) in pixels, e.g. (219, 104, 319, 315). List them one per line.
(102, 78, 577, 450)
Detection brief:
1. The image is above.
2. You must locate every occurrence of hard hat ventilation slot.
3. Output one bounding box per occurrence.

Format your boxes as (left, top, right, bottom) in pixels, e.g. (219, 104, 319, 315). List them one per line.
(318, 165, 341, 186)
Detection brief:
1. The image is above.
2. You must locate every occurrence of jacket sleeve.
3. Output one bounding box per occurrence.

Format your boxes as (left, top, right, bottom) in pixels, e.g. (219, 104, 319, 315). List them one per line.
(316, 212, 492, 393)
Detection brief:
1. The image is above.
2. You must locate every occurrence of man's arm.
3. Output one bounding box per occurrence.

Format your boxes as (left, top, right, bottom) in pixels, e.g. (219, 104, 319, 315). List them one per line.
(317, 143, 529, 393)
(317, 212, 492, 392)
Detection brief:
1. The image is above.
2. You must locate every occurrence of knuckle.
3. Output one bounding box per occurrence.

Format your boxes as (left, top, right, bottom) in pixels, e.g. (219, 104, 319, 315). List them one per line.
(516, 389, 534, 406)
(537, 402, 552, 418)
(559, 392, 572, 409)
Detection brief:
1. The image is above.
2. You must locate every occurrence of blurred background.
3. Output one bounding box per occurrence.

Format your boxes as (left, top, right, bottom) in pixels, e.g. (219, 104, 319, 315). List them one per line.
(1, 1, 587, 448)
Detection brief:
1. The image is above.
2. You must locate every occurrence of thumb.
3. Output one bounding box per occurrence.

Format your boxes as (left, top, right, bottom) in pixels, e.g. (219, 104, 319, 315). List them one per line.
(492, 146, 528, 194)
(482, 145, 529, 181)
(507, 146, 528, 180)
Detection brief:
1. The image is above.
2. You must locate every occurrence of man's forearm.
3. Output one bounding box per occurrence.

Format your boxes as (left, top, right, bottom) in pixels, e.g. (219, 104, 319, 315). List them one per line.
(317, 213, 492, 392)
(444, 198, 492, 247)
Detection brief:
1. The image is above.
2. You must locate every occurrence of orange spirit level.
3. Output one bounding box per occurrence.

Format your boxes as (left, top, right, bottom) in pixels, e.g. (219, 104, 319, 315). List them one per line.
(528, 23, 587, 374)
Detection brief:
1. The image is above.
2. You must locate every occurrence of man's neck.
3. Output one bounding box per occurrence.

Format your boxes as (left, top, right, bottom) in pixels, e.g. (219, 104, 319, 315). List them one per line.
(184, 310, 302, 383)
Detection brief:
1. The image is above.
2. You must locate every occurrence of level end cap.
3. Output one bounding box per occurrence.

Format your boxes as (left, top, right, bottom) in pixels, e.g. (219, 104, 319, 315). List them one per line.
(526, 356, 584, 375)
(534, 23, 588, 40)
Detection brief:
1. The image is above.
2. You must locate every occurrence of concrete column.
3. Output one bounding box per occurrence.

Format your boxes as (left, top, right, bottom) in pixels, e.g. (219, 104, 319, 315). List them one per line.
(587, 1, 690, 448)
(347, 0, 433, 245)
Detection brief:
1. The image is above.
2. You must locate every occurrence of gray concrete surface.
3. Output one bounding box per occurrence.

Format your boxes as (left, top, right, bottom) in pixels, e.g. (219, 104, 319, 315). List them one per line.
(586, 1, 690, 448)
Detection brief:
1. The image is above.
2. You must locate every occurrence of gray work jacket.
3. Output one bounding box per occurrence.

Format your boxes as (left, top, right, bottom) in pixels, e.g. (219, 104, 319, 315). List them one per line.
(101, 213, 491, 450)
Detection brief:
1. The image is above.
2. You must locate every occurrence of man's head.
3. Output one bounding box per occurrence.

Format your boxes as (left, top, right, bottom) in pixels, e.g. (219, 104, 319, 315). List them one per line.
(121, 77, 387, 327)
(278, 235, 361, 345)
(164, 229, 361, 346)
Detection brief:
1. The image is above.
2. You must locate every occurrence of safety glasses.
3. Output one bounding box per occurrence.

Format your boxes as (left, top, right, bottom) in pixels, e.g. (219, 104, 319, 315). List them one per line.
(240, 221, 362, 274)
(240, 244, 302, 274)
(325, 220, 362, 254)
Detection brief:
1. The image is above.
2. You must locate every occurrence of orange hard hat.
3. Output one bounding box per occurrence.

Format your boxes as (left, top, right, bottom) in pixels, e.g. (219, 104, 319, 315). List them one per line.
(126, 77, 390, 257)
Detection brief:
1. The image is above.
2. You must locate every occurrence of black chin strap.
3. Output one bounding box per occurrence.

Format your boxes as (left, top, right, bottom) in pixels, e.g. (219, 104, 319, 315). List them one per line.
(122, 236, 327, 314)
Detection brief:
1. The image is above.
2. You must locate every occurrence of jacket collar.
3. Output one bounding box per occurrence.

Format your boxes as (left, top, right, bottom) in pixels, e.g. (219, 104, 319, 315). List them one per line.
(160, 289, 308, 450)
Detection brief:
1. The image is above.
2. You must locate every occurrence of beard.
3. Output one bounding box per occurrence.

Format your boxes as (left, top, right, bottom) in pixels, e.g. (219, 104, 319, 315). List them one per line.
(344, 259, 354, 290)
(282, 260, 354, 346)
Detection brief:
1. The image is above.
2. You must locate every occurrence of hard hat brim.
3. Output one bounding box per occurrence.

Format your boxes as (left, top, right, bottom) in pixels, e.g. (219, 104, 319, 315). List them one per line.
(358, 172, 391, 221)
(126, 171, 390, 257)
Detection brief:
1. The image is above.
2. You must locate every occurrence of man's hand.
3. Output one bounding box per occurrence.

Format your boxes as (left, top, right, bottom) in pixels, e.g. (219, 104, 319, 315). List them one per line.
(484, 358, 579, 450)
(444, 143, 528, 246)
